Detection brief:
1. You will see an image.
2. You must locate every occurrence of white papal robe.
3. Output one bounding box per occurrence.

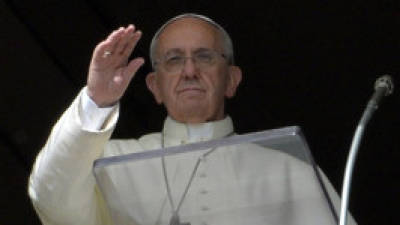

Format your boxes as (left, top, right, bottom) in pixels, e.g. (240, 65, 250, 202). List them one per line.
(28, 89, 357, 225)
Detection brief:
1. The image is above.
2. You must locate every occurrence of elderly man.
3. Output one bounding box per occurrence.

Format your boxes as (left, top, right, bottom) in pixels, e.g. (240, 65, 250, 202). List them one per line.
(29, 14, 355, 225)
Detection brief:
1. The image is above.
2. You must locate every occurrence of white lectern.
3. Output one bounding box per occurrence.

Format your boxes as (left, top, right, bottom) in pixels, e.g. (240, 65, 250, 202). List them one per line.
(93, 126, 340, 225)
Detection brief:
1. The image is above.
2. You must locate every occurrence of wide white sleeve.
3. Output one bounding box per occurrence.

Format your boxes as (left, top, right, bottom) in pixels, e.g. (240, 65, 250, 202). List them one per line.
(28, 88, 119, 225)
(80, 87, 118, 132)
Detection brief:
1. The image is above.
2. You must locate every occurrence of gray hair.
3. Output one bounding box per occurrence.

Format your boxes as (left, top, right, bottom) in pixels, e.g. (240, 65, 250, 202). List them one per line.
(150, 13, 235, 69)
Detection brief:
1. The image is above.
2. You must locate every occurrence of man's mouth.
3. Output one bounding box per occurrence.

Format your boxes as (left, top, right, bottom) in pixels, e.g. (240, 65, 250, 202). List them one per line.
(177, 87, 206, 96)
(179, 87, 203, 92)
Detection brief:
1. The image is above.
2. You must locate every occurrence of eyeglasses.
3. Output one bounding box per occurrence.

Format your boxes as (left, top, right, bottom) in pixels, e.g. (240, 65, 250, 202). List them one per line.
(155, 49, 227, 73)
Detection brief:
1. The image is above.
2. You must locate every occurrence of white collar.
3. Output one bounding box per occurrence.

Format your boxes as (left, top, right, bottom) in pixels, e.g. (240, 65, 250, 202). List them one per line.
(162, 116, 234, 147)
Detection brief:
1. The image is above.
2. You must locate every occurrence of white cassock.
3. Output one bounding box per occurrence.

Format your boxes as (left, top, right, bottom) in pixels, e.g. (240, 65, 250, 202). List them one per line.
(29, 88, 357, 225)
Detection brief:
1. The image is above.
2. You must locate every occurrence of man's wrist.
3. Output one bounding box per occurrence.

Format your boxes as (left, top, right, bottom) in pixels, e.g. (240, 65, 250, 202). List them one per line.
(80, 87, 118, 131)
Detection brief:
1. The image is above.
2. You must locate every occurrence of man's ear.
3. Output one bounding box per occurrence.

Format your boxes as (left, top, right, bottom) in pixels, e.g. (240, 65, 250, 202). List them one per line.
(146, 72, 163, 104)
(225, 66, 242, 98)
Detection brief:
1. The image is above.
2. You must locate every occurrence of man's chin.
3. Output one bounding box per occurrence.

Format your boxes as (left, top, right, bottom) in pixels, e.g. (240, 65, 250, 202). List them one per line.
(171, 105, 209, 123)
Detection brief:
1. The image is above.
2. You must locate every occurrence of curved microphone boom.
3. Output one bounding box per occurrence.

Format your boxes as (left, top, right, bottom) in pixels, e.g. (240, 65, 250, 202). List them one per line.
(339, 75, 394, 225)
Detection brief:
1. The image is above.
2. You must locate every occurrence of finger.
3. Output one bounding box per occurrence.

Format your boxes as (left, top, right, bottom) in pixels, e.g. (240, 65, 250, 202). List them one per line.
(115, 57, 145, 84)
(114, 25, 136, 55)
(91, 42, 110, 65)
(121, 30, 142, 59)
(106, 27, 125, 51)
(93, 28, 125, 61)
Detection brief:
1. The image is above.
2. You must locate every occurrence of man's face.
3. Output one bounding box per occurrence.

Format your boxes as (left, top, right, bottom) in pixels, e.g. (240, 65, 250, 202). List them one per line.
(146, 18, 241, 123)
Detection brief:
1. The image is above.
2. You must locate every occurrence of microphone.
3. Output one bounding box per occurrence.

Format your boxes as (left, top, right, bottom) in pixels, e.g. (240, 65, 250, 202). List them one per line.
(339, 75, 394, 225)
(368, 75, 394, 109)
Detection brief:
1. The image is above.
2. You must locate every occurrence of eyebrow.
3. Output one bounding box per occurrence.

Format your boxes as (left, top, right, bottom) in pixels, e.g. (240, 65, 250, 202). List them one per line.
(164, 47, 214, 56)
(164, 48, 184, 56)
(193, 48, 214, 54)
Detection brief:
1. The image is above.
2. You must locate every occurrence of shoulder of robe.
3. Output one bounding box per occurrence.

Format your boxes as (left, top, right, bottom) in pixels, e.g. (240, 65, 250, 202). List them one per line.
(102, 133, 162, 157)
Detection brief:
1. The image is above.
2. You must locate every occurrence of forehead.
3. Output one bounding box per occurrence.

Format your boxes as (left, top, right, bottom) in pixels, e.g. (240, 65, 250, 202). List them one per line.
(157, 18, 222, 54)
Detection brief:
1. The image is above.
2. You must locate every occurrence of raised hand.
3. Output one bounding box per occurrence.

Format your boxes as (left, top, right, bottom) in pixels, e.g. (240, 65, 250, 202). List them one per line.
(87, 25, 145, 107)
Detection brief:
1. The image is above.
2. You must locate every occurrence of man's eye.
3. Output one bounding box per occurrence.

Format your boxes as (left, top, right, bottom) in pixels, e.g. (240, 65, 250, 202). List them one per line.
(196, 53, 213, 62)
(166, 56, 182, 64)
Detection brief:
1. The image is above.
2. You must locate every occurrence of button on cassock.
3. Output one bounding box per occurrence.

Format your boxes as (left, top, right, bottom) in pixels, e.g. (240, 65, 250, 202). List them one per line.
(199, 189, 208, 194)
(201, 206, 210, 211)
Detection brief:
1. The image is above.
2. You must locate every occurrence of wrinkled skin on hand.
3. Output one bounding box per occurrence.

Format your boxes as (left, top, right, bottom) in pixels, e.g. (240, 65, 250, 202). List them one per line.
(87, 25, 145, 107)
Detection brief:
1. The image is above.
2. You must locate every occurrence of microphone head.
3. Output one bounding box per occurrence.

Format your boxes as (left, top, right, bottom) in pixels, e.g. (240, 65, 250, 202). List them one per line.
(374, 75, 394, 96)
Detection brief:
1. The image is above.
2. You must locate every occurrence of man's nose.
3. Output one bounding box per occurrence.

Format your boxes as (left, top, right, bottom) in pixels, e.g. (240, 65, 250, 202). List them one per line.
(181, 58, 198, 78)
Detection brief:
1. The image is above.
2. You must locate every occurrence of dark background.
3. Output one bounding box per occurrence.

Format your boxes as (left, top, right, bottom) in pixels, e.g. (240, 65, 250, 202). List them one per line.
(1, 0, 399, 224)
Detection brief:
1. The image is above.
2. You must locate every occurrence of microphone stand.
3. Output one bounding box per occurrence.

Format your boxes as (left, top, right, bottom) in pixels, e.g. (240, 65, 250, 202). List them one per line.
(339, 75, 394, 225)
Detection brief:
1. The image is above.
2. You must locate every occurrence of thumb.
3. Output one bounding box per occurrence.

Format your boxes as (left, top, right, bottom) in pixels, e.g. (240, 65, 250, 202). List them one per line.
(123, 57, 145, 82)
